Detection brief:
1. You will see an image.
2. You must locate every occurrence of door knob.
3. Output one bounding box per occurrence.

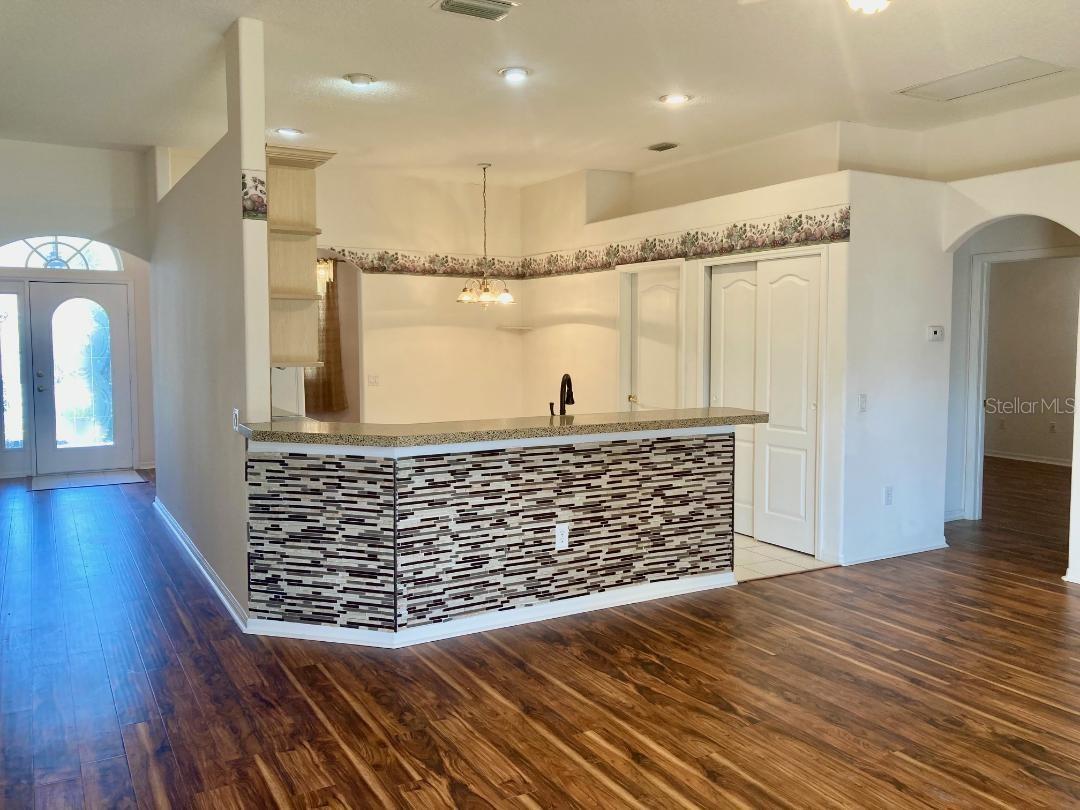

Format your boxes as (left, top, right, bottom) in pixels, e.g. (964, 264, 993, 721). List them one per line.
(36, 384, 46, 392)
(628, 394, 639, 404)
(35, 371, 44, 378)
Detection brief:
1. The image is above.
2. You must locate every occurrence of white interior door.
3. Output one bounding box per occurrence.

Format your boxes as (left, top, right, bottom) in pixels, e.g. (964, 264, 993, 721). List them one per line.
(30, 282, 133, 474)
(753, 256, 819, 554)
(628, 265, 682, 410)
(710, 264, 757, 535)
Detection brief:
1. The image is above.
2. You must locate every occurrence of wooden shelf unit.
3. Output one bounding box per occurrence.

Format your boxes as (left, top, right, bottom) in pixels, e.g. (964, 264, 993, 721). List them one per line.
(265, 145, 335, 367)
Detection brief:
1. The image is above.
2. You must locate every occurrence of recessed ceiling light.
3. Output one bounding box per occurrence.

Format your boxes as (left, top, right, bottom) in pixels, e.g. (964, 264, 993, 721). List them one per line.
(847, 0, 890, 13)
(275, 127, 304, 137)
(659, 93, 693, 105)
(499, 67, 531, 85)
(344, 73, 377, 86)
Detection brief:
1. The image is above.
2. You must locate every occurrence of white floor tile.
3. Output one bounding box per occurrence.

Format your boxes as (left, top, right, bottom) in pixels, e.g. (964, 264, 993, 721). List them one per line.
(734, 565, 767, 582)
(753, 544, 815, 562)
(745, 558, 804, 577)
(734, 549, 775, 566)
(734, 535, 758, 549)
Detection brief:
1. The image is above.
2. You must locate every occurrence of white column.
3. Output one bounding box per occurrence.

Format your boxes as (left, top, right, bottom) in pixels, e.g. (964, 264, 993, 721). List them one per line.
(226, 17, 271, 422)
(1066, 290, 1080, 584)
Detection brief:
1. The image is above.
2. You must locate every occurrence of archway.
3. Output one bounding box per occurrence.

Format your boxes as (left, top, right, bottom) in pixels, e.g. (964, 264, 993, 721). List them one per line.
(946, 214, 1080, 583)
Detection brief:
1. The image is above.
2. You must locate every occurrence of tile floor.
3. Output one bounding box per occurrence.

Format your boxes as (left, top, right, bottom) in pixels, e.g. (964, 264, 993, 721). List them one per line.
(30, 469, 146, 491)
(734, 533, 834, 581)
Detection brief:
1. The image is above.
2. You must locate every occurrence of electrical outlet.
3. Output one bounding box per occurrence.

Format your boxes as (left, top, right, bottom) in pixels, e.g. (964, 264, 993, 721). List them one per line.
(1050, 421, 1058, 434)
(367, 374, 380, 387)
(554, 522, 570, 551)
(857, 393, 869, 413)
(927, 325, 945, 342)
(999, 417, 1006, 430)
(231, 408, 240, 431)
(883, 486, 894, 506)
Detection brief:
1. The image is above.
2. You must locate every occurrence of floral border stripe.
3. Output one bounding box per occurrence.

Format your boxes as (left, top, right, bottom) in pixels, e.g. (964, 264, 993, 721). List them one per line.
(326, 205, 849, 279)
(242, 170, 268, 221)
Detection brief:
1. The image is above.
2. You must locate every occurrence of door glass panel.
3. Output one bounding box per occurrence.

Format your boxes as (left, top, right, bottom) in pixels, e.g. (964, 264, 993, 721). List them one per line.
(51, 298, 114, 448)
(0, 295, 24, 449)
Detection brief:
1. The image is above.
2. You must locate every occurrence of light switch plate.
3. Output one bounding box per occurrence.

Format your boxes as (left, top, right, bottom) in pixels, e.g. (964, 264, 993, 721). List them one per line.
(927, 325, 945, 342)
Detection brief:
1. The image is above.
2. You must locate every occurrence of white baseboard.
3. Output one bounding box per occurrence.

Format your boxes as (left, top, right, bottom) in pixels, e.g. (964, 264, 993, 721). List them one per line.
(247, 571, 737, 649)
(840, 537, 948, 566)
(152, 498, 248, 630)
(984, 450, 1072, 468)
(1065, 569, 1080, 585)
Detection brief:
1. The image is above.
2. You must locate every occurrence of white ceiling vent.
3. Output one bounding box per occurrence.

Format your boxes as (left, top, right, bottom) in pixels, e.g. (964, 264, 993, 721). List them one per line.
(437, 0, 514, 21)
(898, 57, 1066, 102)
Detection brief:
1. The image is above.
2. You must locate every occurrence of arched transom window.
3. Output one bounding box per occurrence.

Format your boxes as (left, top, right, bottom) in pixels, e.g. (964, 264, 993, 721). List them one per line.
(0, 236, 122, 271)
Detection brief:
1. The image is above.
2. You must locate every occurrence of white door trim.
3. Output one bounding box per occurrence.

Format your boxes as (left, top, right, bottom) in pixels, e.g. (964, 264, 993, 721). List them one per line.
(0, 269, 140, 477)
(959, 246, 1080, 522)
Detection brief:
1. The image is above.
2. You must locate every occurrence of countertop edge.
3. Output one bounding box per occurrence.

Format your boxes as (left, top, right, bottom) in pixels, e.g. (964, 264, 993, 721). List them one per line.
(239, 412, 768, 448)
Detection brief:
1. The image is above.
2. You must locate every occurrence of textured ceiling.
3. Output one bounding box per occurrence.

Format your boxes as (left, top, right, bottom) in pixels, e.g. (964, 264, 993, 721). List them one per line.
(4, 0, 1080, 184)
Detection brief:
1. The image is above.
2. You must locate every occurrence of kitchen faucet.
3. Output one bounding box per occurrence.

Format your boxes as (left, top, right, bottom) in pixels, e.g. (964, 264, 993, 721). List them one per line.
(549, 373, 575, 416)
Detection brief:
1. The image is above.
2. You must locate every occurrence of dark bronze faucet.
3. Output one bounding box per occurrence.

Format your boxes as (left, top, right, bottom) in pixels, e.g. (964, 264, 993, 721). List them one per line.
(549, 373, 576, 416)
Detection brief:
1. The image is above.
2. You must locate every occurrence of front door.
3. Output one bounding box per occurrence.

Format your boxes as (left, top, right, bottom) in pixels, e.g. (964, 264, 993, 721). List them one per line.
(29, 282, 133, 474)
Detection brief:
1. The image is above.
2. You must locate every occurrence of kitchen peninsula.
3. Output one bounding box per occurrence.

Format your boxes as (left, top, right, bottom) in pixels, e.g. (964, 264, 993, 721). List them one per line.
(240, 407, 768, 647)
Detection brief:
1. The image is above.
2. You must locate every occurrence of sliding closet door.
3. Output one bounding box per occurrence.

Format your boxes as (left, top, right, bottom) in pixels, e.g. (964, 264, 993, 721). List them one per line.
(753, 255, 819, 554)
(709, 264, 756, 535)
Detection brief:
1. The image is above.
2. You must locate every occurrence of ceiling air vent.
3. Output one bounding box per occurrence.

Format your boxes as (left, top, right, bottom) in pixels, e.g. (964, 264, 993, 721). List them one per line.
(438, 0, 514, 21)
(647, 142, 679, 152)
(898, 57, 1065, 102)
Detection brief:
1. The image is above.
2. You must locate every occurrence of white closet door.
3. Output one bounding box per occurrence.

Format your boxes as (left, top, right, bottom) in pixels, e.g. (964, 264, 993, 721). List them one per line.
(753, 255, 819, 554)
(629, 265, 682, 410)
(710, 264, 756, 535)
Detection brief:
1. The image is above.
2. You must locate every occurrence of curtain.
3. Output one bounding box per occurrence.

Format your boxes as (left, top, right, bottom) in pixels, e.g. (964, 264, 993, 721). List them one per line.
(304, 260, 349, 413)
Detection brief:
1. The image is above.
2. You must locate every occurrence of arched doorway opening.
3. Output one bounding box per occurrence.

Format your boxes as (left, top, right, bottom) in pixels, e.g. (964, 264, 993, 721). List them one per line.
(946, 215, 1080, 581)
(0, 235, 147, 482)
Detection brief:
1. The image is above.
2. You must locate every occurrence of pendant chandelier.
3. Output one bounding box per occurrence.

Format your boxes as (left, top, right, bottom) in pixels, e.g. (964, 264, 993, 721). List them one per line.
(457, 163, 515, 306)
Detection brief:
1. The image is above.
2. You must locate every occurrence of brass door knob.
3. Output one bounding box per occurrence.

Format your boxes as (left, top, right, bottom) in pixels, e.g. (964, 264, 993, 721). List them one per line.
(628, 394, 639, 404)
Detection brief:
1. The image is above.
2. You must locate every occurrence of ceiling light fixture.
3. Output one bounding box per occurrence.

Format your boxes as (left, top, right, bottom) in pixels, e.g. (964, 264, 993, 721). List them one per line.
(457, 163, 515, 307)
(659, 93, 692, 105)
(275, 127, 304, 137)
(343, 73, 377, 86)
(847, 0, 890, 14)
(499, 66, 531, 85)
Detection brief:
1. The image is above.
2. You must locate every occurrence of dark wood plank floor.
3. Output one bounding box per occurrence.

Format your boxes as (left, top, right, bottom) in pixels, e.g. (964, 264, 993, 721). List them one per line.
(1, 459, 1078, 808)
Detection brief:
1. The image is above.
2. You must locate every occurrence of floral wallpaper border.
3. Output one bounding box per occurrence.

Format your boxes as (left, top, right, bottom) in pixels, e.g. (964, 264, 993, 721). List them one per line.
(325, 205, 850, 279)
(242, 170, 268, 221)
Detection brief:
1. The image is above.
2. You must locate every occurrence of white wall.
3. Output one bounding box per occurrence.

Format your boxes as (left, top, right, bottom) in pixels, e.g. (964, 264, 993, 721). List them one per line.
(944, 216, 1080, 518)
(150, 18, 267, 613)
(843, 172, 952, 564)
(317, 161, 521, 257)
(984, 257, 1080, 465)
(0, 138, 153, 259)
(629, 124, 841, 215)
(153, 132, 250, 607)
(361, 274, 525, 423)
(520, 271, 622, 416)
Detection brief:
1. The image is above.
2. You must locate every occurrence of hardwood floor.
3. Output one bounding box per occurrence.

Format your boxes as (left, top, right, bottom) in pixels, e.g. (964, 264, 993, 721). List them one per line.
(1, 462, 1077, 808)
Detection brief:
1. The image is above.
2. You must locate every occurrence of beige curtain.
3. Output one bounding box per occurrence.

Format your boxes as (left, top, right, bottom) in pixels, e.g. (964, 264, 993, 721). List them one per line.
(305, 260, 349, 413)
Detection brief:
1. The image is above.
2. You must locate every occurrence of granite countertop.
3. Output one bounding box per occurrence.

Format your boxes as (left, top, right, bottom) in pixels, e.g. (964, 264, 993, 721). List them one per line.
(239, 407, 769, 448)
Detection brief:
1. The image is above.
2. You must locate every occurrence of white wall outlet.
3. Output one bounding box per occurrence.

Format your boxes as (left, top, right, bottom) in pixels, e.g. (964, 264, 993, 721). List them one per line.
(367, 374, 380, 387)
(883, 486, 894, 506)
(927, 325, 945, 342)
(857, 393, 869, 413)
(231, 408, 240, 431)
(554, 522, 570, 551)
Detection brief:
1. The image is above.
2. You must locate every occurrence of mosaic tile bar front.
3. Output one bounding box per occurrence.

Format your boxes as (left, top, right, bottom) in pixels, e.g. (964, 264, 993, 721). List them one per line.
(247, 433, 735, 632)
